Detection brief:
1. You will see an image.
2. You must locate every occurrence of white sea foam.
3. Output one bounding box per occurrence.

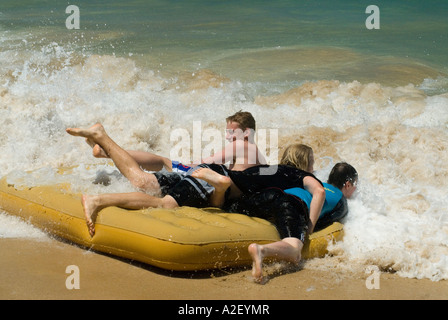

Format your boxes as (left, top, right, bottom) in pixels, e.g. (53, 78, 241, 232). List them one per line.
(1, 40, 447, 280)
(0, 211, 48, 239)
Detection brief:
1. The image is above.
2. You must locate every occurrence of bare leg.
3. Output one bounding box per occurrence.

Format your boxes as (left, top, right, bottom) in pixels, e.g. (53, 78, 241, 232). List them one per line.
(248, 238, 303, 284)
(66, 124, 159, 192)
(125, 150, 172, 172)
(85, 138, 108, 158)
(191, 168, 232, 207)
(86, 138, 172, 172)
(82, 192, 178, 236)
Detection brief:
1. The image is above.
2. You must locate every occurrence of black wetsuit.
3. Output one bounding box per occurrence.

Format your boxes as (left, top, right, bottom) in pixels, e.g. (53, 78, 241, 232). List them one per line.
(225, 188, 310, 242)
(227, 165, 321, 194)
(224, 165, 324, 242)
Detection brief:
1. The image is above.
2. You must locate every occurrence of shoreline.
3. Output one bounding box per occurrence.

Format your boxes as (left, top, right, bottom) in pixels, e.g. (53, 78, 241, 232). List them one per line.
(1, 237, 446, 300)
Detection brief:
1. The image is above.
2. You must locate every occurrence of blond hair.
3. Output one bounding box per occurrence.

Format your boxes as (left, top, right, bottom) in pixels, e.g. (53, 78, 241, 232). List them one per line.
(280, 143, 313, 171)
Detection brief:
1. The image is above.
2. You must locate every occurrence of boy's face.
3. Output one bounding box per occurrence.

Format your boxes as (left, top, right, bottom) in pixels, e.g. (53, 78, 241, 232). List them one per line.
(225, 121, 246, 142)
(343, 180, 358, 199)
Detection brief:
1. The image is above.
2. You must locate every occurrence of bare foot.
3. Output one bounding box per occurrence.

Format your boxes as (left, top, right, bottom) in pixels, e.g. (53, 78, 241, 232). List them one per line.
(191, 168, 231, 192)
(248, 243, 264, 283)
(92, 144, 108, 158)
(81, 195, 101, 237)
(66, 123, 105, 140)
(85, 137, 96, 149)
(85, 138, 108, 158)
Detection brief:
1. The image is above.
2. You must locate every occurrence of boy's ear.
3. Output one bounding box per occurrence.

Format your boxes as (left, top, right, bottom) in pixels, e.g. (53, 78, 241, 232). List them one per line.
(343, 181, 353, 189)
(243, 128, 254, 137)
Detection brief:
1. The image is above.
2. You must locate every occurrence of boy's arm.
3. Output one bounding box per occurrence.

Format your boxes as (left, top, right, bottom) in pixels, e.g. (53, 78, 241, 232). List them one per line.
(192, 141, 238, 166)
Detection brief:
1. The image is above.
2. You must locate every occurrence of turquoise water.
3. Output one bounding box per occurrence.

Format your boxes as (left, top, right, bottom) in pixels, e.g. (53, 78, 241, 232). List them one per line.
(1, 0, 447, 86)
(1, 1, 448, 280)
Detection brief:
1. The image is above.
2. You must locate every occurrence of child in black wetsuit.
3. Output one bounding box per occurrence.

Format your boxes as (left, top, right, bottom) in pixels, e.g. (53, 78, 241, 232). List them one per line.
(190, 143, 326, 282)
(191, 146, 358, 283)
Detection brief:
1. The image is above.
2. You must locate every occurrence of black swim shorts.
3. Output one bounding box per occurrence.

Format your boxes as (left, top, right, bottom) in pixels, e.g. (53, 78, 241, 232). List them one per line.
(153, 171, 184, 193)
(226, 187, 309, 242)
(155, 164, 229, 208)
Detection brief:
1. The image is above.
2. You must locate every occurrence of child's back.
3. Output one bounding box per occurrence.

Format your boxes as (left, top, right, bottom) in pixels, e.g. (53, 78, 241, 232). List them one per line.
(201, 111, 266, 171)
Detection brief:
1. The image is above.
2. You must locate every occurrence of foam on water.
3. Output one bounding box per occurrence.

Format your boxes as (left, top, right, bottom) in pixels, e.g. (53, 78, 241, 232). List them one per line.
(1, 38, 447, 280)
(0, 211, 48, 239)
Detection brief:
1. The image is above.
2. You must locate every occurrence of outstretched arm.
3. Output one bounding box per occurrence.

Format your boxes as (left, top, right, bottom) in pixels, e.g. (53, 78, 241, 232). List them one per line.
(194, 140, 238, 166)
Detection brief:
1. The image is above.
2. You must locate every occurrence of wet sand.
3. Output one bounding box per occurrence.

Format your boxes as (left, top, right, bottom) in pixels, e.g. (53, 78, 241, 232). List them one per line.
(1, 238, 446, 300)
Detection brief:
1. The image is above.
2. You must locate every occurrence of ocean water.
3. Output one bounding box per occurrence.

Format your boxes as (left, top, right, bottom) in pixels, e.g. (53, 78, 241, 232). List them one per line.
(0, 0, 447, 281)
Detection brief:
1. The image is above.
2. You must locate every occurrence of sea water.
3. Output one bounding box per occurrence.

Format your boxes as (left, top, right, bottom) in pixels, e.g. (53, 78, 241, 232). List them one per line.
(0, 0, 447, 281)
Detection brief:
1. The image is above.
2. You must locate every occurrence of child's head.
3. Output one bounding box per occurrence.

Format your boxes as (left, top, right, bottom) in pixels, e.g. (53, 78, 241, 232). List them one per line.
(280, 143, 314, 172)
(225, 111, 256, 142)
(328, 162, 358, 198)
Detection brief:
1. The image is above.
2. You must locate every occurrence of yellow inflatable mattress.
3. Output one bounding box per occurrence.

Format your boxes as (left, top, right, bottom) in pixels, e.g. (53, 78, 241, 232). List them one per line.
(0, 167, 343, 271)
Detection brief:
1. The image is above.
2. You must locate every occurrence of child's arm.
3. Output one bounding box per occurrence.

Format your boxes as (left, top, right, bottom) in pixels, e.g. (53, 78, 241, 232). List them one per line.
(192, 141, 238, 166)
(303, 176, 326, 234)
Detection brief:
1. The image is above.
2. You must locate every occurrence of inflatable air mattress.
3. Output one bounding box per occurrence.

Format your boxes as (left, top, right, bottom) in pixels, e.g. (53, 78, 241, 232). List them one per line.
(0, 167, 343, 271)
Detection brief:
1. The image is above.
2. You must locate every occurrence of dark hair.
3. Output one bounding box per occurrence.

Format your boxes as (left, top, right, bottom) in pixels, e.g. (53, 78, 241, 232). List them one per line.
(327, 162, 358, 190)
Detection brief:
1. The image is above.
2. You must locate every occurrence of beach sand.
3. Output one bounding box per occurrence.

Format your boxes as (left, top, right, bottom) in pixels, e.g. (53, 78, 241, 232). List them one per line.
(1, 237, 446, 300)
